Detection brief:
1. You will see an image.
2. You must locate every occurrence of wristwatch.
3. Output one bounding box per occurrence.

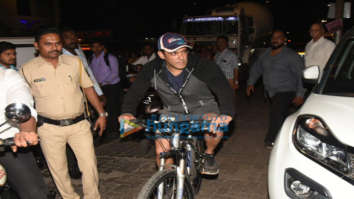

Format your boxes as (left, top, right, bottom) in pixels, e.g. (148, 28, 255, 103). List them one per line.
(99, 112, 109, 117)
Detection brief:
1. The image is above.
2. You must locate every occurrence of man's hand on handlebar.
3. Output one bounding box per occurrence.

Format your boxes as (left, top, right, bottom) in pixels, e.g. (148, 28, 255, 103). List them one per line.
(203, 113, 232, 134)
(118, 113, 136, 122)
(118, 113, 136, 128)
(11, 131, 39, 152)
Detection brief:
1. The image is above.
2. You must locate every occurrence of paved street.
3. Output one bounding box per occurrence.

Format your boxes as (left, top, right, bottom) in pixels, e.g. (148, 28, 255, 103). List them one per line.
(44, 86, 272, 199)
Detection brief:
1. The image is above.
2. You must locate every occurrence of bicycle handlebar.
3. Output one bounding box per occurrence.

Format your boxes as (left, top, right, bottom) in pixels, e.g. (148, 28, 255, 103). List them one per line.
(0, 138, 14, 147)
(128, 118, 212, 134)
(121, 116, 230, 138)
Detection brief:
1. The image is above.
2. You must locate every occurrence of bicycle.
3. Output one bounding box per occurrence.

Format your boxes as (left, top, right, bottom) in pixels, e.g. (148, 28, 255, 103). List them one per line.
(124, 117, 211, 199)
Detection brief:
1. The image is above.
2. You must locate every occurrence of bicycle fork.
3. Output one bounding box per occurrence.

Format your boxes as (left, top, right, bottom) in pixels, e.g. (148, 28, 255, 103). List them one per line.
(176, 157, 186, 199)
(157, 154, 186, 199)
(157, 158, 165, 199)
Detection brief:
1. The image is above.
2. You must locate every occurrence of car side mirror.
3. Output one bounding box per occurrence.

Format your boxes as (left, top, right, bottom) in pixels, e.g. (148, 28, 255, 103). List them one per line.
(303, 65, 320, 84)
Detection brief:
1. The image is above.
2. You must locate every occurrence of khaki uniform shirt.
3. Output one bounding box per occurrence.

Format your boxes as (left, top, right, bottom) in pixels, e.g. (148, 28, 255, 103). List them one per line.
(20, 55, 93, 120)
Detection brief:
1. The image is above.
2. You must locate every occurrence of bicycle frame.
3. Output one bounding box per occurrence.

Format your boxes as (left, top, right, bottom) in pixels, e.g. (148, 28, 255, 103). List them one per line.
(133, 118, 210, 199)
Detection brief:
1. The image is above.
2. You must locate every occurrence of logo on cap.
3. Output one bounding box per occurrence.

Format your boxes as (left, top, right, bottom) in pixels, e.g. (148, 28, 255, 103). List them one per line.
(167, 38, 182, 44)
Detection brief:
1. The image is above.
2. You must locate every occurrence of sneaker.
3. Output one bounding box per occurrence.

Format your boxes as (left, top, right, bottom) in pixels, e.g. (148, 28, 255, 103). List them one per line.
(201, 153, 219, 175)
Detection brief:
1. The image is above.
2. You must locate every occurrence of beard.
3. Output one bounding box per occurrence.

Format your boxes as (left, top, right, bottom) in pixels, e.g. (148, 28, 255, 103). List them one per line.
(271, 42, 284, 50)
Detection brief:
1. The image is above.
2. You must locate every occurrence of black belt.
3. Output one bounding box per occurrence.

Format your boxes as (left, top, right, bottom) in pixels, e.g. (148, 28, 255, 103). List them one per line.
(38, 114, 85, 127)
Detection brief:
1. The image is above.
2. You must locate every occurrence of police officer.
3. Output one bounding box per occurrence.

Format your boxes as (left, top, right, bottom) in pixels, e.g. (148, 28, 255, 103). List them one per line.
(21, 27, 106, 199)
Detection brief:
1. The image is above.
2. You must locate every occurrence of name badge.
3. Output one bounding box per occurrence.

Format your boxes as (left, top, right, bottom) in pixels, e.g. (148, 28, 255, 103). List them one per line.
(33, 77, 46, 83)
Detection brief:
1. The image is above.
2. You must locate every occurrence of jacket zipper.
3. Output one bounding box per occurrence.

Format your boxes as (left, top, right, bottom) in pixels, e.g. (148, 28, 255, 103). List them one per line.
(156, 68, 194, 114)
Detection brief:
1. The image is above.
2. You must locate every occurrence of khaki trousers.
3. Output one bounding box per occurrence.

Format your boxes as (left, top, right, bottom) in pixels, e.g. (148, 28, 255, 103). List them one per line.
(38, 120, 100, 199)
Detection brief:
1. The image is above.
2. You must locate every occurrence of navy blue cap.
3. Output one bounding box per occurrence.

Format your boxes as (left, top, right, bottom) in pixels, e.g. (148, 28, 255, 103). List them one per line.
(157, 32, 192, 52)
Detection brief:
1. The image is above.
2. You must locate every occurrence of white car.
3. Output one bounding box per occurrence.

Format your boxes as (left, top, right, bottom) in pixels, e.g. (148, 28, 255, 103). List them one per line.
(268, 30, 354, 198)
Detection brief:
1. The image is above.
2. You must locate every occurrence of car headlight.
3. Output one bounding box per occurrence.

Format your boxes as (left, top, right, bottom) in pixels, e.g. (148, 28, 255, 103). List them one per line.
(293, 115, 353, 183)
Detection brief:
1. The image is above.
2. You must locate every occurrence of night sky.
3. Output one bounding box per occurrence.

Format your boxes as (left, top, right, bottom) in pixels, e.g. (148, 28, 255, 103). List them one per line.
(60, 0, 337, 47)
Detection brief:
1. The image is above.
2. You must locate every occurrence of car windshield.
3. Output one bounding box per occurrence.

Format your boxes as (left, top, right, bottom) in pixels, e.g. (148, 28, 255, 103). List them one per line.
(319, 38, 354, 97)
(181, 16, 238, 35)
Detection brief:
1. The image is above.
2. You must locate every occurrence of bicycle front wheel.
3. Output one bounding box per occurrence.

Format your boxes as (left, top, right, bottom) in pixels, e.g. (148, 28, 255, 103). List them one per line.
(137, 168, 194, 199)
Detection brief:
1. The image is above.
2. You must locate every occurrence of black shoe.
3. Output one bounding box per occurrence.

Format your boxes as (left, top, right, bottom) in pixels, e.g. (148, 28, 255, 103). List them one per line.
(201, 153, 219, 175)
(264, 141, 274, 149)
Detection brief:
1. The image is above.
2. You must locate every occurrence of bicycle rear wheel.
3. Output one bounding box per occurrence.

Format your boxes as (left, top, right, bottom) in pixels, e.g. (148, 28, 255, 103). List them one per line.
(137, 168, 194, 199)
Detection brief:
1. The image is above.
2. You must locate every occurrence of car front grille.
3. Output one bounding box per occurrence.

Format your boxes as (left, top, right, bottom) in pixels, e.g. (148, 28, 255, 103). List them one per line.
(349, 153, 354, 180)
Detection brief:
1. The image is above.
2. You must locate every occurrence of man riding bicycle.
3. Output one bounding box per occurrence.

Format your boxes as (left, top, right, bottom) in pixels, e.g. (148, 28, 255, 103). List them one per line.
(119, 32, 235, 175)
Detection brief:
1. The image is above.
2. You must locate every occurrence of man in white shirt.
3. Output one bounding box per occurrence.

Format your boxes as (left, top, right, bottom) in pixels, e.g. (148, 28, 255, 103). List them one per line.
(0, 67, 50, 198)
(305, 22, 335, 75)
(61, 28, 106, 104)
(0, 41, 18, 70)
(214, 35, 240, 90)
(61, 28, 106, 179)
(132, 42, 156, 66)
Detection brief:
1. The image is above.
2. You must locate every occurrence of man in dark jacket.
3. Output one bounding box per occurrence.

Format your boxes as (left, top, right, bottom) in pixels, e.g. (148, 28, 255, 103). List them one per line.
(246, 29, 305, 148)
(119, 32, 235, 175)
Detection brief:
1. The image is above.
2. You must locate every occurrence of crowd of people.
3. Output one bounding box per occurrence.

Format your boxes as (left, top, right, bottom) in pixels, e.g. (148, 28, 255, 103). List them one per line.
(0, 20, 336, 199)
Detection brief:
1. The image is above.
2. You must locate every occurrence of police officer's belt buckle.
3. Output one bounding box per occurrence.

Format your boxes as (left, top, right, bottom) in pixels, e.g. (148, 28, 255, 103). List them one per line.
(60, 119, 73, 126)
